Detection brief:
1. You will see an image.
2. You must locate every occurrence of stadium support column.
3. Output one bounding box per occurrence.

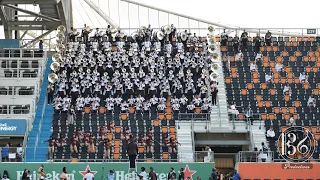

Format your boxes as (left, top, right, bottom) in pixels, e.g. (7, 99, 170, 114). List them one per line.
(83, 0, 119, 28)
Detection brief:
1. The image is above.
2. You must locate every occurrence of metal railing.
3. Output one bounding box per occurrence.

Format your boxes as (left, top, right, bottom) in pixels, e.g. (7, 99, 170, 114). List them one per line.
(0, 86, 35, 96)
(176, 113, 211, 132)
(34, 96, 48, 158)
(236, 151, 274, 163)
(19, 146, 214, 162)
(0, 48, 44, 58)
(0, 105, 31, 115)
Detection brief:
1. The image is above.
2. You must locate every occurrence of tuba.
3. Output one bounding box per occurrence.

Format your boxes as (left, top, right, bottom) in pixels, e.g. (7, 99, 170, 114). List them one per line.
(139, 26, 147, 34)
(131, 32, 139, 40)
(48, 73, 59, 84)
(208, 44, 217, 54)
(210, 71, 220, 81)
(57, 25, 66, 33)
(211, 52, 219, 61)
(50, 62, 60, 72)
(208, 26, 215, 33)
(85, 26, 92, 33)
(211, 63, 221, 71)
(178, 31, 187, 41)
(73, 29, 80, 36)
(161, 25, 171, 35)
(99, 30, 104, 37)
(153, 31, 164, 41)
(52, 53, 61, 62)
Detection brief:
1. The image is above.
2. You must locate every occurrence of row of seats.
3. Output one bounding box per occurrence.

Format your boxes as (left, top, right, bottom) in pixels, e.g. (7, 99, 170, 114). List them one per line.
(1, 60, 39, 69)
(222, 35, 320, 161)
(0, 87, 35, 95)
(0, 105, 30, 114)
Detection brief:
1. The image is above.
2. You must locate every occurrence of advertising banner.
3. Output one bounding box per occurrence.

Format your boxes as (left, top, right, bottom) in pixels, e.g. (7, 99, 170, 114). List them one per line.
(238, 162, 319, 179)
(0, 119, 26, 136)
(0, 162, 214, 180)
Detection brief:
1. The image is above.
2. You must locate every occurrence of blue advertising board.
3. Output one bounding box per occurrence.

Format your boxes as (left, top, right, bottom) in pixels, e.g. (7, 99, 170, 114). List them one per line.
(0, 39, 19, 48)
(0, 119, 26, 136)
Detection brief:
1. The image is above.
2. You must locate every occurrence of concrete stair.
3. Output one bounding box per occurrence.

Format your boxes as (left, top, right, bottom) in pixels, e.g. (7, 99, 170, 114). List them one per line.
(176, 122, 194, 162)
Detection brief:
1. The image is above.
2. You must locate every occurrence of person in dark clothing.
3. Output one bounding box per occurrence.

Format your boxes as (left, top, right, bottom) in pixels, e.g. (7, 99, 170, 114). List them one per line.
(211, 168, 217, 180)
(265, 30, 272, 46)
(211, 84, 218, 106)
(149, 167, 157, 180)
(22, 169, 29, 180)
(47, 84, 54, 105)
(39, 40, 43, 52)
(254, 34, 261, 53)
(167, 167, 176, 179)
(127, 138, 138, 169)
(240, 30, 248, 48)
(178, 168, 185, 180)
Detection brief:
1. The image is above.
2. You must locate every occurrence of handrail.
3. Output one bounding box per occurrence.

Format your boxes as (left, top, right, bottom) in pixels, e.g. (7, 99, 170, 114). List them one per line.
(34, 95, 47, 155)
(249, 121, 255, 151)
(22, 120, 29, 162)
(237, 151, 274, 162)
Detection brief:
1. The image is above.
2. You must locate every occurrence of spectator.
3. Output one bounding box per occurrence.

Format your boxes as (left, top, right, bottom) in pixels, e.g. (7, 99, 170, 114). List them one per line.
(148, 167, 157, 180)
(266, 127, 275, 141)
(2, 174, 9, 180)
(220, 29, 228, 46)
(240, 30, 248, 48)
(275, 62, 284, 72)
(22, 169, 30, 180)
(260, 142, 268, 162)
(299, 72, 308, 83)
(249, 62, 257, 72)
(307, 95, 316, 108)
(83, 170, 94, 180)
(211, 168, 217, 180)
(235, 50, 243, 62)
(1, 143, 9, 162)
(287, 115, 296, 126)
(228, 102, 239, 116)
(265, 73, 272, 84)
(232, 170, 241, 180)
(167, 167, 176, 179)
(244, 106, 253, 125)
(2, 171, 8, 179)
(178, 168, 184, 180)
(254, 51, 262, 62)
(16, 143, 23, 161)
(265, 30, 272, 46)
(39, 40, 43, 53)
(283, 84, 291, 96)
(253, 34, 261, 53)
(205, 145, 212, 157)
(137, 167, 146, 180)
(60, 167, 68, 180)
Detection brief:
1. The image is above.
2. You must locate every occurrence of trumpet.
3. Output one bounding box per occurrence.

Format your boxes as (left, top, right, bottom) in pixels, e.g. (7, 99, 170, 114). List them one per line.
(122, 68, 126, 73)
(168, 58, 172, 63)
(104, 72, 108, 76)
(187, 69, 191, 74)
(130, 68, 135, 72)
(87, 69, 91, 74)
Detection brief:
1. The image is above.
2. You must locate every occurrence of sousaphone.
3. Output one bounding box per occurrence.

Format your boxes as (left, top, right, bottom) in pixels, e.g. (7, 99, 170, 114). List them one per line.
(52, 53, 61, 62)
(211, 63, 221, 71)
(178, 31, 187, 41)
(208, 44, 217, 54)
(161, 25, 171, 35)
(57, 25, 66, 33)
(48, 73, 59, 84)
(131, 32, 139, 40)
(211, 52, 219, 61)
(208, 26, 215, 33)
(153, 31, 164, 41)
(50, 62, 60, 72)
(210, 71, 220, 81)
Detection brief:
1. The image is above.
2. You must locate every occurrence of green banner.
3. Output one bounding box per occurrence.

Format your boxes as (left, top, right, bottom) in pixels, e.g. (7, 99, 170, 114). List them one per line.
(2, 162, 214, 180)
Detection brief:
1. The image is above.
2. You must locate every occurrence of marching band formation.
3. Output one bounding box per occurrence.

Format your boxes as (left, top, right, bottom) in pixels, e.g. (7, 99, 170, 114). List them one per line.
(52, 24, 216, 115)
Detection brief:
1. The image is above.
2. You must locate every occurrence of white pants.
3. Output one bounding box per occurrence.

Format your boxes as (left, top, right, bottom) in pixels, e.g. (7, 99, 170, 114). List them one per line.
(228, 109, 239, 115)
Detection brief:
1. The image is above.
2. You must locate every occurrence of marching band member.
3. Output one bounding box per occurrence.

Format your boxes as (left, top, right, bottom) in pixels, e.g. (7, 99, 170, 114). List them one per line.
(192, 95, 202, 107)
(228, 102, 239, 116)
(143, 38, 151, 52)
(82, 24, 90, 44)
(172, 102, 180, 113)
(94, 28, 100, 41)
(240, 29, 248, 47)
(157, 102, 166, 113)
(121, 100, 129, 113)
(176, 39, 184, 53)
(186, 102, 195, 113)
(265, 30, 272, 46)
(169, 24, 176, 41)
(201, 99, 211, 113)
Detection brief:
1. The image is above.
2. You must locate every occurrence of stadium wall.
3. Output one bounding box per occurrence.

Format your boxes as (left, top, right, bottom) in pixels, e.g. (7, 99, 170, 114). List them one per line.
(238, 162, 318, 179)
(0, 39, 19, 48)
(0, 162, 213, 180)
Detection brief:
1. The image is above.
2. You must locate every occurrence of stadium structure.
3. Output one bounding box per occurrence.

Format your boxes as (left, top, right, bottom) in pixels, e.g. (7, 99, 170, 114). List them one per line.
(0, 0, 319, 179)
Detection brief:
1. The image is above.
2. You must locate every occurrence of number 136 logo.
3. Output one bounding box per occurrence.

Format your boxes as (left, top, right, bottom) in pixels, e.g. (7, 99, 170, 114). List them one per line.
(278, 126, 316, 162)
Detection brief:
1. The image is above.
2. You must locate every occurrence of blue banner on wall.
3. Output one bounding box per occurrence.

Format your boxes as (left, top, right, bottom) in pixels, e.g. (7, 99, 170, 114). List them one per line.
(0, 119, 26, 136)
(0, 39, 19, 48)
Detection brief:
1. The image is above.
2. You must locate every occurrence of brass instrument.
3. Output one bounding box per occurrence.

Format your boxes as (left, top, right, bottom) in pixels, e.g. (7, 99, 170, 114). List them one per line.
(202, 69, 206, 74)
(153, 31, 165, 41)
(169, 70, 173, 74)
(211, 63, 221, 71)
(85, 26, 93, 33)
(87, 69, 91, 74)
(57, 32, 65, 40)
(168, 58, 172, 63)
(139, 26, 147, 33)
(122, 68, 126, 73)
(208, 26, 215, 33)
(150, 69, 154, 73)
(187, 69, 191, 74)
(208, 37, 216, 45)
(99, 30, 104, 37)
(131, 32, 139, 40)
(57, 25, 66, 33)
(161, 25, 171, 35)
(52, 53, 61, 62)
(73, 29, 80, 36)
(130, 68, 135, 72)
(50, 62, 60, 72)
(178, 31, 187, 41)
(208, 44, 217, 54)
(211, 52, 219, 60)
(55, 44, 65, 53)
(48, 73, 58, 84)
(210, 71, 220, 81)
(119, 31, 125, 38)
(191, 57, 196, 63)
(104, 72, 108, 76)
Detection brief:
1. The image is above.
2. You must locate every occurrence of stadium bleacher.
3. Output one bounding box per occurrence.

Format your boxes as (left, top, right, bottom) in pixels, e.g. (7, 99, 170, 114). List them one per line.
(222, 36, 320, 162)
(47, 24, 212, 162)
